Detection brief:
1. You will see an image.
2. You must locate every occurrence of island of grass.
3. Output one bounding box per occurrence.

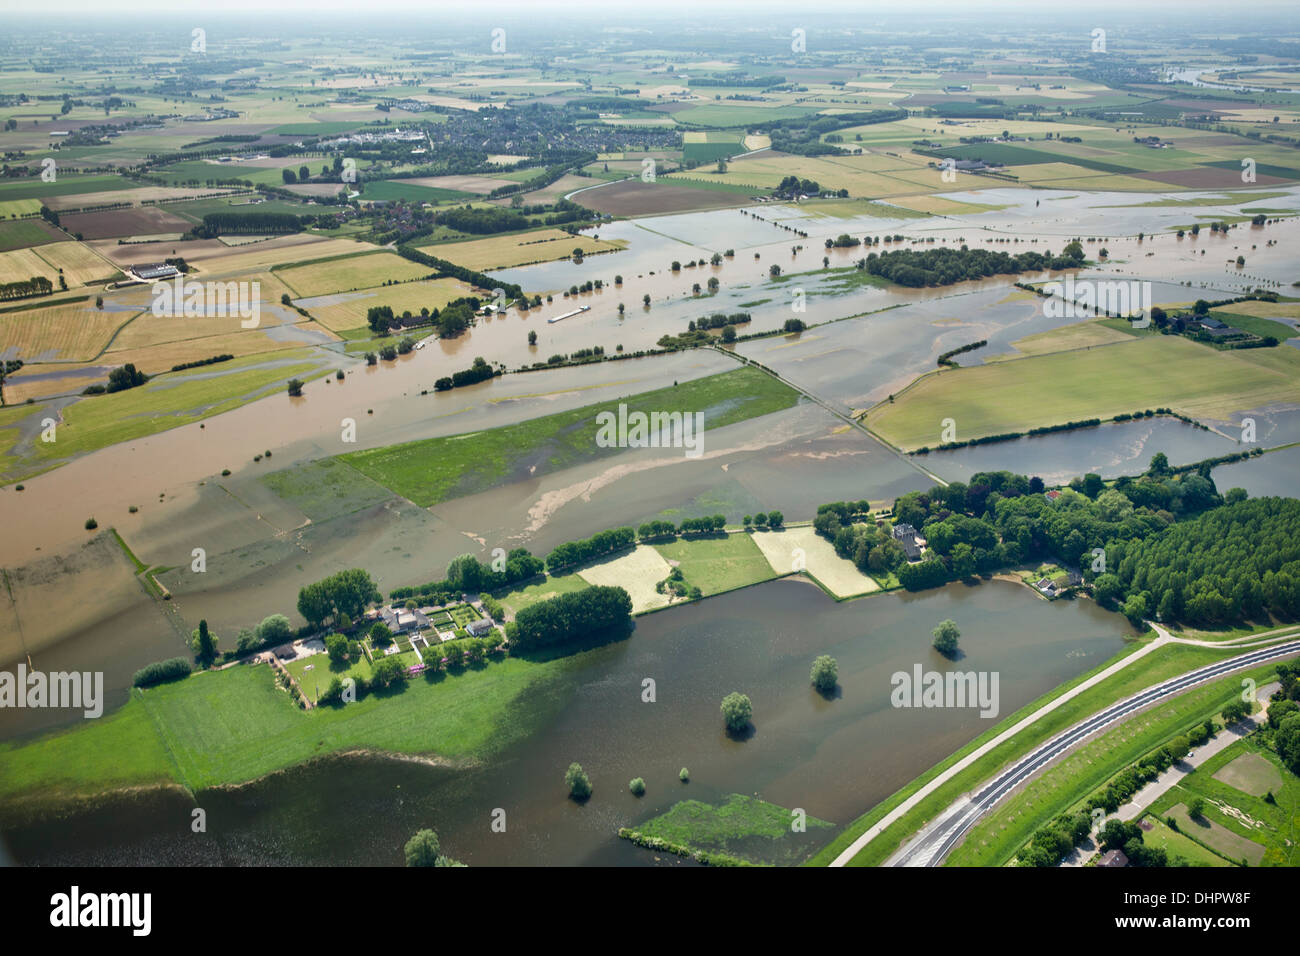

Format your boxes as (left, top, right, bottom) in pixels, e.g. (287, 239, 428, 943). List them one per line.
(621, 794, 834, 866)
(868, 335, 1300, 452)
(337, 366, 801, 507)
(0, 649, 569, 804)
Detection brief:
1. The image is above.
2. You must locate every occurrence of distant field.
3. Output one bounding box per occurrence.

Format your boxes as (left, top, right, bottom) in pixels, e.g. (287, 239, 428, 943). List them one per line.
(161, 196, 317, 224)
(574, 179, 755, 216)
(357, 180, 474, 203)
(0, 299, 130, 362)
(24, 354, 324, 467)
(0, 246, 57, 285)
(339, 366, 802, 507)
(274, 251, 431, 297)
(688, 150, 963, 199)
(988, 318, 1136, 360)
(61, 206, 193, 240)
(0, 175, 127, 202)
(870, 335, 1300, 450)
(418, 228, 627, 271)
(296, 277, 474, 333)
(0, 199, 44, 219)
(400, 174, 517, 194)
(32, 241, 117, 286)
(0, 218, 61, 252)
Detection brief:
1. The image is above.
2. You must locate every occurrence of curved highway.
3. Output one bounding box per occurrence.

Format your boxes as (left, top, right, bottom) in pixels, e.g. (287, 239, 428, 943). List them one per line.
(886, 638, 1300, 867)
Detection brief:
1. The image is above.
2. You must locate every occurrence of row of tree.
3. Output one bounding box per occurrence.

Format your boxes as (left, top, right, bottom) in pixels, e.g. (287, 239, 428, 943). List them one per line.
(390, 548, 544, 604)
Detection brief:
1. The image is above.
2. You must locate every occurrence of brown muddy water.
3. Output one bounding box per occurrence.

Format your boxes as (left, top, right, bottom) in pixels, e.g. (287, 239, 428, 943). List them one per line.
(0, 577, 1131, 866)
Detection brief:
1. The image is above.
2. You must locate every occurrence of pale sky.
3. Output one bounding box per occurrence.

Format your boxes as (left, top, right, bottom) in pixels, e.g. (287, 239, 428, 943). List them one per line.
(9, 0, 1298, 16)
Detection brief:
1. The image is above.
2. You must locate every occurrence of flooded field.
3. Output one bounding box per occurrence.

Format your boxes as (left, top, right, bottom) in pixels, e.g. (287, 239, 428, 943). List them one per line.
(919, 417, 1238, 485)
(0, 577, 1131, 866)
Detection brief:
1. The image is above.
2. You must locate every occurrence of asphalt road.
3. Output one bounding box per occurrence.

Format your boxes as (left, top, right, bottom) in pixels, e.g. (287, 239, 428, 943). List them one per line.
(887, 638, 1300, 867)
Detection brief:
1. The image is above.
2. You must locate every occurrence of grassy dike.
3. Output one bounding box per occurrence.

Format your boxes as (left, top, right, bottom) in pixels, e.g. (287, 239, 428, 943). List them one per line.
(948, 660, 1285, 866)
(805, 638, 1286, 867)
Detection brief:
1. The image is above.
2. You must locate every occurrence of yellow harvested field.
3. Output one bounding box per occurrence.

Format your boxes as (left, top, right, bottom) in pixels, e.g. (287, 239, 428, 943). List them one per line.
(749, 525, 881, 598)
(890, 193, 1010, 215)
(33, 241, 117, 286)
(694, 152, 968, 197)
(1220, 299, 1300, 319)
(1008, 162, 1109, 184)
(275, 251, 432, 297)
(989, 319, 1135, 360)
(0, 300, 132, 362)
(103, 323, 335, 373)
(420, 228, 627, 271)
(189, 236, 380, 276)
(575, 545, 675, 613)
(0, 247, 57, 285)
(2, 364, 110, 404)
(403, 174, 517, 193)
(297, 278, 475, 333)
(43, 186, 242, 212)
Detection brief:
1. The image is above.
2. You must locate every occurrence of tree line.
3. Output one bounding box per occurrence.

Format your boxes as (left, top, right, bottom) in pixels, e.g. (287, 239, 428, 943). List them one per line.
(506, 585, 632, 650)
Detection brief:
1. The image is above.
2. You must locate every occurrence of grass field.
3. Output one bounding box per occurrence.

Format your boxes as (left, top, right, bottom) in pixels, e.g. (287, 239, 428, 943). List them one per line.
(495, 573, 589, 617)
(0, 175, 127, 203)
(1166, 802, 1266, 865)
(0, 218, 61, 252)
(650, 532, 777, 597)
(946, 670, 1256, 866)
(628, 794, 834, 866)
(870, 336, 1300, 451)
(356, 180, 475, 203)
(1140, 814, 1233, 866)
(1150, 735, 1298, 867)
(20, 354, 325, 470)
(417, 228, 627, 271)
(274, 251, 432, 297)
(0, 653, 567, 799)
(338, 366, 801, 507)
(1212, 751, 1283, 797)
(987, 317, 1137, 360)
(259, 457, 395, 522)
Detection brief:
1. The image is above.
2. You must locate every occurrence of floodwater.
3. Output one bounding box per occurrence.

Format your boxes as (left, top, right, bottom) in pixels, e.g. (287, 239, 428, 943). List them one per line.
(920, 417, 1238, 486)
(0, 577, 1131, 866)
(4, 187, 1294, 685)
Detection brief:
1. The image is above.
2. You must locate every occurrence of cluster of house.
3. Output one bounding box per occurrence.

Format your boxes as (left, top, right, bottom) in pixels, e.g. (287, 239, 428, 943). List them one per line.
(375, 603, 497, 644)
(1035, 570, 1083, 597)
(1187, 315, 1237, 339)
